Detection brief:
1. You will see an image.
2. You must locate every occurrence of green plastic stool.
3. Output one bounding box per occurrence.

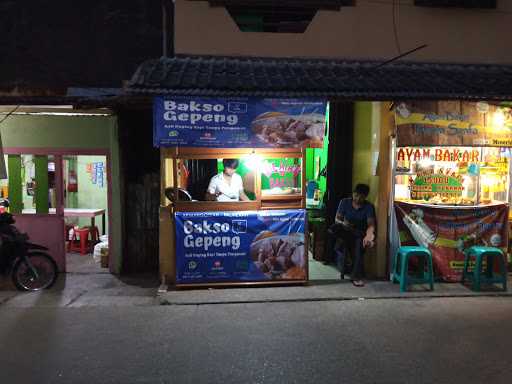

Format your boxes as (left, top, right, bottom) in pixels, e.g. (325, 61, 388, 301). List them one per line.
(462, 246, 507, 291)
(393, 246, 434, 293)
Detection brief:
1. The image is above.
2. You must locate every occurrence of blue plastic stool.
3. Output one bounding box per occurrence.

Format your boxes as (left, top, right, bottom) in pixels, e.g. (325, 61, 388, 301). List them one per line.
(393, 246, 434, 292)
(462, 246, 507, 291)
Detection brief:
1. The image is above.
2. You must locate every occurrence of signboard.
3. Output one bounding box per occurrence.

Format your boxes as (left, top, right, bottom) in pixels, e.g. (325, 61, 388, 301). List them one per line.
(153, 96, 327, 148)
(262, 159, 301, 189)
(394, 201, 509, 282)
(174, 209, 306, 284)
(410, 171, 463, 200)
(395, 101, 512, 147)
(396, 147, 480, 163)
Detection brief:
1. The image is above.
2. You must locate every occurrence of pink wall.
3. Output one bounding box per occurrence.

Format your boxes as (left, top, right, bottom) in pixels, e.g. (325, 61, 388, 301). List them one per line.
(13, 214, 66, 272)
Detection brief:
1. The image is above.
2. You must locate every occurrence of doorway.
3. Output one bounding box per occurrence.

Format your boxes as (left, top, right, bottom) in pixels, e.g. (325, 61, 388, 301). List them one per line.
(63, 155, 109, 273)
(2, 151, 112, 274)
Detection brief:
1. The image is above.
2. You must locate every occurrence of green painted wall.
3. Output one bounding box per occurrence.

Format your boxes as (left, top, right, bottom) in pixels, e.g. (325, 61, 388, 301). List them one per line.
(7, 155, 22, 213)
(34, 155, 49, 214)
(305, 103, 329, 194)
(0, 114, 114, 149)
(76, 156, 109, 234)
(0, 113, 122, 274)
(352, 102, 379, 205)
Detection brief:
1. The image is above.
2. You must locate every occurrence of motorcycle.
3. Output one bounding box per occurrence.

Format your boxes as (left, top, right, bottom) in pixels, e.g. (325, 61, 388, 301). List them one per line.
(0, 199, 58, 291)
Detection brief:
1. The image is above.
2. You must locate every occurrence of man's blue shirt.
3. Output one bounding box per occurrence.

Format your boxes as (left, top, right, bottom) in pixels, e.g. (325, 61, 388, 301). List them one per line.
(336, 198, 376, 233)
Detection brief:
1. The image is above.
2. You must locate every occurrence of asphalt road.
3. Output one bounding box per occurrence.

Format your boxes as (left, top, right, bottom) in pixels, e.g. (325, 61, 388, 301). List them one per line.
(0, 297, 511, 384)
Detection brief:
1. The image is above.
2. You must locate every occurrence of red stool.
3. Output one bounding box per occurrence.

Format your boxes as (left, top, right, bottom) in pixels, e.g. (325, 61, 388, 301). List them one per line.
(89, 226, 100, 243)
(68, 227, 91, 255)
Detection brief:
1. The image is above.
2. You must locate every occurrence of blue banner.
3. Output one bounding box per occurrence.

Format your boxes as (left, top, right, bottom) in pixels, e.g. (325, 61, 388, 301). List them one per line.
(153, 96, 327, 148)
(175, 209, 306, 284)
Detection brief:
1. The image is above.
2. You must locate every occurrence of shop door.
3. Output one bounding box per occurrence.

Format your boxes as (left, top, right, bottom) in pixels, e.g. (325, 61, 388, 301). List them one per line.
(4, 153, 66, 271)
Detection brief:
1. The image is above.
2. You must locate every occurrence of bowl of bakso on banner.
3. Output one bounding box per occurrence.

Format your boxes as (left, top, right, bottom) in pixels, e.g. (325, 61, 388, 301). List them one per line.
(250, 231, 306, 280)
(251, 112, 325, 147)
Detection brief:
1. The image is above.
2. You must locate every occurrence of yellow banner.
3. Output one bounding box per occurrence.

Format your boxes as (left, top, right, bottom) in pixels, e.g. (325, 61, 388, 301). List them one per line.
(395, 113, 484, 131)
(395, 101, 512, 147)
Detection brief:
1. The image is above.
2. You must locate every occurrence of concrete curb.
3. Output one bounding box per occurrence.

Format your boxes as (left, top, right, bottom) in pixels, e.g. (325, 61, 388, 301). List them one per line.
(158, 290, 512, 306)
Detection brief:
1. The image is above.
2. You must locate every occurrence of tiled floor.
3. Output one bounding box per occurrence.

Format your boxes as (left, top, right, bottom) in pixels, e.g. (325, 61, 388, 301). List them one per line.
(308, 254, 340, 280)
(66, 252, 107, 274)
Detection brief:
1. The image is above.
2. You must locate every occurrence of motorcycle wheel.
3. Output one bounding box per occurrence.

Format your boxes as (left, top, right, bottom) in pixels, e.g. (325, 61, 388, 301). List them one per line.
(12, 252, 58, 291)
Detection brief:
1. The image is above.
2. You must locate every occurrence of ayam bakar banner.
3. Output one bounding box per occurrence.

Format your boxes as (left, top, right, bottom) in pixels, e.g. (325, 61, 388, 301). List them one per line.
(174, 209, 306, 284)
(394, 101, 512, 147)
(153, 96, 327, 148)
(394, 201, 509, 282)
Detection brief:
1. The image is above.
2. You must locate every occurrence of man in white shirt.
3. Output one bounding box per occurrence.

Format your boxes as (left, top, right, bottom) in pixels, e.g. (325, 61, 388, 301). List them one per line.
(206, 159, 250, 202)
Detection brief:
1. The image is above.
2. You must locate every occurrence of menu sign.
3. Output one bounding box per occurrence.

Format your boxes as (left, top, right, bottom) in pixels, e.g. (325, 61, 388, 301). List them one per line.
(410, 172, 463, 200)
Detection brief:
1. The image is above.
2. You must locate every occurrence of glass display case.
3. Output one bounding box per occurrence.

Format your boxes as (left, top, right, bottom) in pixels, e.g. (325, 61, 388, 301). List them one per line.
(161, 148, 306, 210)
(394, 146, 511, 206)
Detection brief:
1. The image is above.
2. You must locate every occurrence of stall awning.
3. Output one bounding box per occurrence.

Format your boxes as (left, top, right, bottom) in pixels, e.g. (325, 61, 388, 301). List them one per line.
(126, 55, 512, 100)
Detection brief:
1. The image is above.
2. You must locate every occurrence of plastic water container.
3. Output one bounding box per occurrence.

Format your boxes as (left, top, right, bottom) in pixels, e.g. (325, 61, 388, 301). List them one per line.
(307, 181, 318, 199)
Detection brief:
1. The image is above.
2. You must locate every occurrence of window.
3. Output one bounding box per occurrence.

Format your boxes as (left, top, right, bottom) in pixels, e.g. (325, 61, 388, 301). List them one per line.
(167, 158, 258, 202)
(200, 1, 354, 33)
(261, 157, 302, 196)
(162, 149, 307, 210)
(226, 7, 318, 33)
(5, 154, 55, 214)
(414, 0, 496, 8)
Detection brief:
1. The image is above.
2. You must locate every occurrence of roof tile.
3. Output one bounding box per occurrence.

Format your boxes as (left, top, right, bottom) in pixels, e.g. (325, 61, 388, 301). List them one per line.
(126, 55, 512, 100)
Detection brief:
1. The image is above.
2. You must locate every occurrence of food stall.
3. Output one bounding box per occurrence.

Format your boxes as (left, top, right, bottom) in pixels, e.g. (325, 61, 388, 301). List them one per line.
(155, 96, 328, 287)
(391, 101, 511, 282)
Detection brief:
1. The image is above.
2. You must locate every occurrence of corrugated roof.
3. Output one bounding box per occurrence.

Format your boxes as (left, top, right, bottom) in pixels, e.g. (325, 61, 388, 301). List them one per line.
(126, 55, 512, 100)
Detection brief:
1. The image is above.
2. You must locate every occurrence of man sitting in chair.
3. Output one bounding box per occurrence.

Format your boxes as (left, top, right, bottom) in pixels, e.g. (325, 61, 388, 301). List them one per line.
(333, 183, 376, 287)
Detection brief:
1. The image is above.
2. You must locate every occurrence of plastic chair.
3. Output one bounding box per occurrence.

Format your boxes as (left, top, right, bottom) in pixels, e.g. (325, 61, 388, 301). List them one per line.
(393, 246, 434, 292)
(68, 227, 91, 255)
(462, 246, 507, 291)
(64, 224, 74, 241)
(164, 187, 192, 202)
(89, 226, 100, 243)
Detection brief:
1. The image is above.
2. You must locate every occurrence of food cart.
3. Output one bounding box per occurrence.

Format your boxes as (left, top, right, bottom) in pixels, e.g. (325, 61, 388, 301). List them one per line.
(155, 96, 328, 287)
(390, 101, 512, 282)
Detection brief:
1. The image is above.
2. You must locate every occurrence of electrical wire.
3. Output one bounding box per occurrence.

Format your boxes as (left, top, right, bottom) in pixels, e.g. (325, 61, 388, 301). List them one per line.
(0, 105, 20, 126)
(392, 0, 402, 55)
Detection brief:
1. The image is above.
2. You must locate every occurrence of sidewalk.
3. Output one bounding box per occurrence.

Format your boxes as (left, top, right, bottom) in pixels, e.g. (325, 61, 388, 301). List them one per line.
(158, 278, 512, 305)
(0, 272, 160, 307)
(2, 273, 510, 307)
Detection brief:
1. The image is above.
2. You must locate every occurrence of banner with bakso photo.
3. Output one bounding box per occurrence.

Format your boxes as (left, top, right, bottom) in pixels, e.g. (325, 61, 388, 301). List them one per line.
(153, 96, 327, 148)
(174, 209, 306, 284)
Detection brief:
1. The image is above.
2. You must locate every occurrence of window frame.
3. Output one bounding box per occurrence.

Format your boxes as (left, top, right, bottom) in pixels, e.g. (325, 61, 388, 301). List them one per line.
(161, 147, 306, 211)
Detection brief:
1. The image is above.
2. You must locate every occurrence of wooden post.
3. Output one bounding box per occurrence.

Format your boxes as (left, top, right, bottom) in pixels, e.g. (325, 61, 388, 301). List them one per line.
(7, 155, 22, 214)
(375, 103, 395, 278)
